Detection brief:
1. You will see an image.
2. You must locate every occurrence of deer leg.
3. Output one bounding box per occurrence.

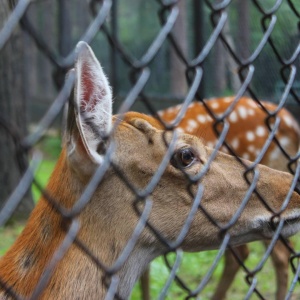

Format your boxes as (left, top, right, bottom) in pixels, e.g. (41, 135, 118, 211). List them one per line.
(263, 240, 291, 300)
(211, 245, 249, 300)
(140, 267, 151, 300)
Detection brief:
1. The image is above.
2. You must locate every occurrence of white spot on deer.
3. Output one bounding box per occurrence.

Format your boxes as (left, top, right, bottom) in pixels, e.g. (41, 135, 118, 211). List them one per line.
(187, 119, 198, 129)
(206, 141, 215, 149)
(231, 138, 239, 150)
(248, 108, 255, 116)
(176, 128, 184, 134)
(210, 101, 219, 109)
(247, 99, 258, 108)
(283, 115, 293, 127)
(279, 137, 291, 147)
(242, 153, 250, 160)
(238, 106, 247, 119)
(229, 111, 238, 123)
(248, 145, 256, 153)
(269, 147, 281, 161)
(293, 123, 300, 136)
(166, 107, 177, 114)
(224, 97, 233, 103)
(256, 126, 266, 137)
(197, 114, 207, 123)
(207, 115, 213, 122)
(246, 131, 255, 141)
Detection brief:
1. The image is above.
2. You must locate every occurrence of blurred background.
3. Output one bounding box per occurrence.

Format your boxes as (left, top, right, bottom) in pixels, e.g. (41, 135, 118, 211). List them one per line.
(1, 0, 299, 125)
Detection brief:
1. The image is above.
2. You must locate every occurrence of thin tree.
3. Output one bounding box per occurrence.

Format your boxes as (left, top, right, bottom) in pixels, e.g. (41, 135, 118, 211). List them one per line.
(237, 0, 250, 60)
(0, 1, 34, 220)
(170, 0, 188, 98)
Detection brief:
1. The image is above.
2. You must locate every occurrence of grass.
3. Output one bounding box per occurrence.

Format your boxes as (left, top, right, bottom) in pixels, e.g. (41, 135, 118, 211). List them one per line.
(1, 135, 300, 299)
(31, 135, 60, 201)
(31, 160, 56, 201)
(0, 223, 24, 256)
(131, 240, 300, 299)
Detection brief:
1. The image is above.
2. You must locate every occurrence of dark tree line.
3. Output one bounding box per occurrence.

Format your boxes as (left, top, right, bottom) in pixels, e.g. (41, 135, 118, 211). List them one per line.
(0, 1, 34, 219)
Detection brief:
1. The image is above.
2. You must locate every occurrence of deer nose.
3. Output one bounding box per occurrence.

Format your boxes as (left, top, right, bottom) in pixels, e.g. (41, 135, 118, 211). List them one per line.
(295, 181, 300, 195)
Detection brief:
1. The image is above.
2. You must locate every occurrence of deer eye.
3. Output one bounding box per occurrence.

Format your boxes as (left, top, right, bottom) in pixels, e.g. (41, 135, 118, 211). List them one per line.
(171, 148, 196, 169)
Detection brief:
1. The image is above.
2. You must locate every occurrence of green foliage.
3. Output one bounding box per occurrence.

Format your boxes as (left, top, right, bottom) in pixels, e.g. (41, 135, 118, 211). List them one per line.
(32, 160, 56, 202)
(31, 135, 61, 202)
(0, 223, 23, 256)
(36, 135, 62, 160)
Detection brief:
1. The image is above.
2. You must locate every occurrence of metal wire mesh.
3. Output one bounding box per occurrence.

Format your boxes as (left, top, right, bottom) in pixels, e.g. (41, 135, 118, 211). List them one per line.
(0, 0, 300, 299)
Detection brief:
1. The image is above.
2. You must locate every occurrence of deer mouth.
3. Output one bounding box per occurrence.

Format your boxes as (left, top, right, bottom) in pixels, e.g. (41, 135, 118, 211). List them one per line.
(255, 210, 300, 239)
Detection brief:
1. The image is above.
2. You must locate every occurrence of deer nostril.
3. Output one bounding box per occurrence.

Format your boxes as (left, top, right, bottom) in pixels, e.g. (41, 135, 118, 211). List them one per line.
(295, 181, 300, 195)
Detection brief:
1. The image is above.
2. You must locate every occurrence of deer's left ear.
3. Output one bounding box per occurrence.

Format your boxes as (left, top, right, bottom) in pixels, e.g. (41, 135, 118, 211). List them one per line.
(66, 41, 112, 174)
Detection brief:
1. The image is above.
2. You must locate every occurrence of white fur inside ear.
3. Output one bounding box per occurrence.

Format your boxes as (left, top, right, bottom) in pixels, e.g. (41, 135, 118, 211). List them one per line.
(75, 42, 113, 164)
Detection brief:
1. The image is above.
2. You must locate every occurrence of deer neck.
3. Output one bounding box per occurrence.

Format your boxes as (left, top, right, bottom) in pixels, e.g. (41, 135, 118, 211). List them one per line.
(0, 150, 157, 299)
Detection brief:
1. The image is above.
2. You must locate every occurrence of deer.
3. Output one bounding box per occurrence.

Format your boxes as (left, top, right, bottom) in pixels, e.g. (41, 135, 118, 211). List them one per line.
(143, 97, 299, 300)
(0, 41, 300, 300)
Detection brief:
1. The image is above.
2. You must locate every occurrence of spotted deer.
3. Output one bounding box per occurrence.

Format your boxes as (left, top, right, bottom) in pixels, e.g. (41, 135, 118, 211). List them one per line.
(149, 97, 299, 300)
(1, 42, 300, 300)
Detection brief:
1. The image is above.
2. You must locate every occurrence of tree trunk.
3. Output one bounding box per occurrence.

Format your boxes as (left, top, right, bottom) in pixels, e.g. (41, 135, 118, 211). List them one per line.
(0, 1, 34, 221)
(213, 40, 226, 94)
(223, 17, 240, 94)
(170, 0, 188, 98)
(237, 1, 250, 60)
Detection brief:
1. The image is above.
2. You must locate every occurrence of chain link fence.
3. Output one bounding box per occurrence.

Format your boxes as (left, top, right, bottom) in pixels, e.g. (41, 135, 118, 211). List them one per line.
(0, 0, 300, 299)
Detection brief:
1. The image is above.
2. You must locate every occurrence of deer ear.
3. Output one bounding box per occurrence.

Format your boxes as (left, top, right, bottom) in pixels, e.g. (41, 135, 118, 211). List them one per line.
(66, 42, 112, 173)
